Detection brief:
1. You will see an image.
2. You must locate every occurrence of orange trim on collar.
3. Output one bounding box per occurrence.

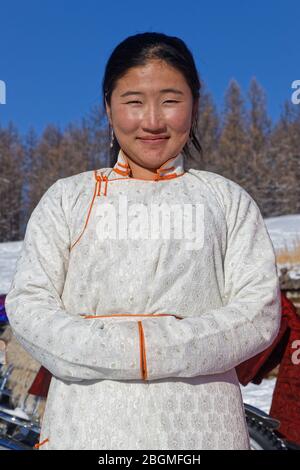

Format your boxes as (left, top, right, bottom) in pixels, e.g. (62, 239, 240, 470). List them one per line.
(70, 149, 185, 251)
(112, 148, 185, 181)
(113, 167, 131, 176)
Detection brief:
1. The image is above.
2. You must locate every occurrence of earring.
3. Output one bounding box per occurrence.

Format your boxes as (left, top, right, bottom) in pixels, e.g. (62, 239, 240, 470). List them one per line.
(110, 128, 114, 148)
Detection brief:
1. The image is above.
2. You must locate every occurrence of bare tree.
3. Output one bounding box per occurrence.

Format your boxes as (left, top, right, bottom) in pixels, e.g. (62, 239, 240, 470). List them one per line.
(0, 122, 24, 242)
(218, 79, 251, 188)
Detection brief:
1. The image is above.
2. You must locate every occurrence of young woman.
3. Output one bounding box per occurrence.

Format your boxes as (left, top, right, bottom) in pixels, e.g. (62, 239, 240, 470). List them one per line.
(5, 32, 281, 450)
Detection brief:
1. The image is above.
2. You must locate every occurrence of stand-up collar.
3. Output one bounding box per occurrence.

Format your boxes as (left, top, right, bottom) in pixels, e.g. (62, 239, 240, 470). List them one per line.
(112, 148, 185, 181)
(92, 148, 186, 201)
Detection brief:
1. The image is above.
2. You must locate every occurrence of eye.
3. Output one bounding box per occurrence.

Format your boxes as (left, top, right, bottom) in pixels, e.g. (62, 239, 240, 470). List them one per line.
(125, 100, 180, 104)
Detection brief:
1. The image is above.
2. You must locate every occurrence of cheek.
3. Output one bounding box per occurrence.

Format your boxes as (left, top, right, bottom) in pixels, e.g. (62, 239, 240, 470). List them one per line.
(113, 106, 140, 133)
(165, 107, 192, 132)
(112, 104, 192, 134)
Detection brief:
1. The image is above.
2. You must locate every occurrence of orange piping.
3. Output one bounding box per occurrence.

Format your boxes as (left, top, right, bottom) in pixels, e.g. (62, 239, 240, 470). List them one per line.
(138, 321, 148, 380)
(96, 174, 102, 196)
(157, 165, 175, 173)
(70, 171, 108, 251)
(113, 167, 131, 176)
(153, 172, 179, 181)
(96, 171, 108, 196)
(110, 172, 186, 182)
(79, 312, 183, 382)
(99, 172, 108, 196)
(118, 161, 130, 169)
(112, 168, 183, 181)
(113, 149, 182, 180)
(34, 437, 49, 448)
(70, 164, 185, 251)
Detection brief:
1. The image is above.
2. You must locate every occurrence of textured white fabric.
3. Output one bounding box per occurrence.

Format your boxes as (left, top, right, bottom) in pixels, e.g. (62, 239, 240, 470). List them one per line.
(5, 149, 281, 450)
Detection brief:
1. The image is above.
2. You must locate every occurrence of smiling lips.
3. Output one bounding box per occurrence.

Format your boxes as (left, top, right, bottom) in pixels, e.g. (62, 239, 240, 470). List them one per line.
(138, 136, 169, 144)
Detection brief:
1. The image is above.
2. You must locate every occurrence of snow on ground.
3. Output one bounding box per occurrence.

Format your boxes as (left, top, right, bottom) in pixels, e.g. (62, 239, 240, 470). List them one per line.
(264, 214, 300, 253)
(0, 214, 297, 414)
(240, 377, 276, 413)
(265, 214, 300, 277)
(0, 240, 23, 294)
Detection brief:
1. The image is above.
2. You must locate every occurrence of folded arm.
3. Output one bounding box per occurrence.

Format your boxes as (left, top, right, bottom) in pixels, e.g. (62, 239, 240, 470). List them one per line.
(5, 179, 142, 382)
(140, 182, 282, 380)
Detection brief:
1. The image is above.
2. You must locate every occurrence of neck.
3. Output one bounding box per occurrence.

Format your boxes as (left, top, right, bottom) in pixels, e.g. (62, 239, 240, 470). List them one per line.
(112, 147, 185, 181)
(123, 152, 158, 180)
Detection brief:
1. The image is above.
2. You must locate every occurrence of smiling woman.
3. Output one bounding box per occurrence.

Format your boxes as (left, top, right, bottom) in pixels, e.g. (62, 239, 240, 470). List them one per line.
(103, 33, 202, 179)
(107, 64, 194, 167)
(5, 31, 281, 451)
(104, 58, 193, 180)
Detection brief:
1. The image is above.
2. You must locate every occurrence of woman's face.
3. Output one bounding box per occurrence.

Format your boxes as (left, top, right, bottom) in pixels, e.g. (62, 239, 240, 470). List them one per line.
(105, 60, 197, 170)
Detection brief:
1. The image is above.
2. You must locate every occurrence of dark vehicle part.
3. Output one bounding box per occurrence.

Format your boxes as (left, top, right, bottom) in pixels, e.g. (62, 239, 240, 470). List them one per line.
(244, 403, 288, 450)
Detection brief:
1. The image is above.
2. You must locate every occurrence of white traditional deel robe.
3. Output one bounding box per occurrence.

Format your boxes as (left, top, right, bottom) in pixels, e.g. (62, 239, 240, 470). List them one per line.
(4, 148, 281, 450)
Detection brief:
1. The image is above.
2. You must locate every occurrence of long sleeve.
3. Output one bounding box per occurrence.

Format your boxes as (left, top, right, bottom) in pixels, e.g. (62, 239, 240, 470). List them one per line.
(4, 179, 142, 382)
(140, 181, 282, 380)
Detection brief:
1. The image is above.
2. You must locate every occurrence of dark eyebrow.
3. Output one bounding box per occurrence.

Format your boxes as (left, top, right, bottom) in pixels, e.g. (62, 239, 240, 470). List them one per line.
(120, 88, 184, 98)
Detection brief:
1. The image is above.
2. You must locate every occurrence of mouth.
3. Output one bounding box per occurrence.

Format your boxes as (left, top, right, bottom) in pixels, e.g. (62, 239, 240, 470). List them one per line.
(137, 137, 170, 144)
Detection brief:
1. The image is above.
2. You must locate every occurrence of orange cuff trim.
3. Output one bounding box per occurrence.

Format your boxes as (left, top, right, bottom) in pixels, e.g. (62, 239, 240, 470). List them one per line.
(78, 313, 184, 382)
(138, 321, 148, 380)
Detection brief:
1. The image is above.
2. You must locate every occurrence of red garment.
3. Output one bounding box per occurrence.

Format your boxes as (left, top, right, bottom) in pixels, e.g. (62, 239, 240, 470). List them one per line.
(27, 291, 300, 445)
(269, 293, 300, 445)
(28, 364, 51, 397)
(236, 291, 300, 445)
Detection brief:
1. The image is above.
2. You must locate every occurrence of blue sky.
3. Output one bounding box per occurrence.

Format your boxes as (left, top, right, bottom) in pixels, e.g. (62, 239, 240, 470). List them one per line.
(0, 0, 299, 137)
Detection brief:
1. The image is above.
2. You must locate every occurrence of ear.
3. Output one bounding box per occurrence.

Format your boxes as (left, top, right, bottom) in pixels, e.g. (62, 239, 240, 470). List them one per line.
(105, 97, 113, 126)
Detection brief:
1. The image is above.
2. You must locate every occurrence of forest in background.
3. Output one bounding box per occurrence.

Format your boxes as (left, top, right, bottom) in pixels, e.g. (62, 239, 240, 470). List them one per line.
(1, 76, 300, 243)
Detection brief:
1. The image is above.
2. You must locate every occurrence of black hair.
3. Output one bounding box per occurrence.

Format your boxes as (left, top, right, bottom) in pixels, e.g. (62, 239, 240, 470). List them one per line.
(102, 31, 202, 167)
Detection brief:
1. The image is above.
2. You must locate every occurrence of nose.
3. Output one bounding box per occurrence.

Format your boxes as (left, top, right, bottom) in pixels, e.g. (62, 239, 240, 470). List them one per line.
(141, 103, 166, 132)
